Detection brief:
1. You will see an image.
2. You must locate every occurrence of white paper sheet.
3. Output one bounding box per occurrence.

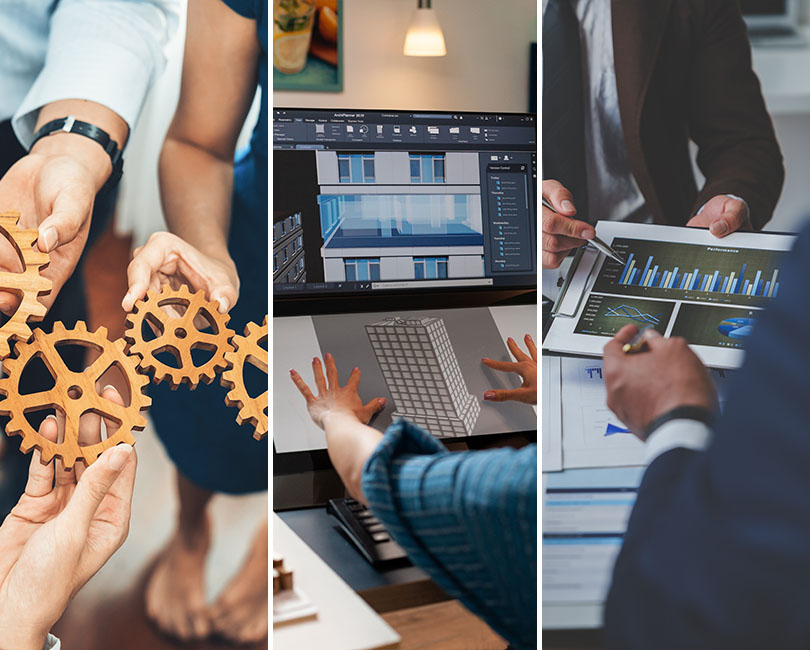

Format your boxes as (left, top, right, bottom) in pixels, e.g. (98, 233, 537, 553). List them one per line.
(544, 222, 795, 369)
(541, 355, 563, 471)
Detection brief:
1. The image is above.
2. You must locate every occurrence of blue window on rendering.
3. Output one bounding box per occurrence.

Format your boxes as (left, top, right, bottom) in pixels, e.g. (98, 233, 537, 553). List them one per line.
(408, 154, 446, 183)
(363, 155, 375, 182)
(414, 257, 448, 279)
(338, 157, 350, 182)
(344, 258, 381, 281)
(338, 153, 375, 183)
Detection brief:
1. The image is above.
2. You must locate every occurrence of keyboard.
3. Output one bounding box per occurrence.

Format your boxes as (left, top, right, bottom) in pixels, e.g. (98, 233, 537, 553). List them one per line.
(326, 497, 410, 567)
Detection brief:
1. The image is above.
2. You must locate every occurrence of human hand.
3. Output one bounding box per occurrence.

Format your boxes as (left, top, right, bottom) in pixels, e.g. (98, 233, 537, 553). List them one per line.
(0, 386, 137, 650)
(289, 354, 386, 430)
(603, 325, 718, 440)
(482, 334, 538, 404)
(542, 179, 595, 269)
(121, 231, 239, 314)
(0, 139, 104, 314)
(686, 195, 750, 237)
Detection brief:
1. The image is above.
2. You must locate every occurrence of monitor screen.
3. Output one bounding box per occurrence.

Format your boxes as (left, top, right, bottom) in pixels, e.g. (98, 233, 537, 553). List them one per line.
(739, 0, 788, 16)
(273, 108, 537, 299)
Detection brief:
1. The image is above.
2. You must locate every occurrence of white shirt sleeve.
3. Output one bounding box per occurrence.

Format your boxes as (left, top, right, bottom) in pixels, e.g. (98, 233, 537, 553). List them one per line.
(44, 633, 60, 650)
(12, 0, 182, 149)
(644, 419, 713, 465)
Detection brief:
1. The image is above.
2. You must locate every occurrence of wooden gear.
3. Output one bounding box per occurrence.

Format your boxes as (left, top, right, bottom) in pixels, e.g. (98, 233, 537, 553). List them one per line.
(124, 284, 235, 389)
(0, 211, 52, 358)
(0, 321, 151, 468)
(221, 316, 268, 440)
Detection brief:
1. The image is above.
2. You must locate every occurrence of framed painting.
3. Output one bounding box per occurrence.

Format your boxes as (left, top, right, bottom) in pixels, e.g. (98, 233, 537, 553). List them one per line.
(273, 0, 344, 92)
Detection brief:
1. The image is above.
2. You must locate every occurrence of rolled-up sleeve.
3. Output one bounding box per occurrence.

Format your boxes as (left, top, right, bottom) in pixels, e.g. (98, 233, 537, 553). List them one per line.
(13, 0, 181, 147)
(362, 419, 537, 650)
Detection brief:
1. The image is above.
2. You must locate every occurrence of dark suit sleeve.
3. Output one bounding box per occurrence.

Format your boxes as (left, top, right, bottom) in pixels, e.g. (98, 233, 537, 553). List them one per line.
(688, 0, 784, 229)
(604, 225, 810, 650)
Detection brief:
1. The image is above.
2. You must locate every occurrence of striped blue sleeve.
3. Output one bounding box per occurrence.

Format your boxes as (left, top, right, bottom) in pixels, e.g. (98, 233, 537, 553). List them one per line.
(362, 419, 537, 650)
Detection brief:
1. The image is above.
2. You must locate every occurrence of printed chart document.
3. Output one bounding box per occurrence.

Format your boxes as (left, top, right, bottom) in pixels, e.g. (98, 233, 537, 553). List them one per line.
(560, 357, 732, 469)
(543, 467, 644, 629)
(544, 222, 795, 368)
(542, 355, 563, 471)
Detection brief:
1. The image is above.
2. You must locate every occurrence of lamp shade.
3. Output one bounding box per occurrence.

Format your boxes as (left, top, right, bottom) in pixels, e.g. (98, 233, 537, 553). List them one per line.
(403, 7, 447, 56)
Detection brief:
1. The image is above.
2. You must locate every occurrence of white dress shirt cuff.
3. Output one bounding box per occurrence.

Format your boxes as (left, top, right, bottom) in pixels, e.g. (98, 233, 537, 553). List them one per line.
(645, 419, 712, 465)
(12, 36, 154, 149)
(44, 633, 60, 650)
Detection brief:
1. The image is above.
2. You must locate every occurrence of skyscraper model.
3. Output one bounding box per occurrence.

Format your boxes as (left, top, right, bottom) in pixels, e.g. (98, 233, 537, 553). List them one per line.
(365, 316, 480, 437)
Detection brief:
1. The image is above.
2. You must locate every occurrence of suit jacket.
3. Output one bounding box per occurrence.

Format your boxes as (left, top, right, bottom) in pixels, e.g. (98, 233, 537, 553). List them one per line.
(612, 0, 784, 229)
(604, 224, 810, 649)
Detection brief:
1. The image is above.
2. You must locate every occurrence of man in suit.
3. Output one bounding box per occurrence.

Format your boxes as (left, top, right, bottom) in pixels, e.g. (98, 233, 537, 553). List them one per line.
(542, 0, 784, 268)
(600, 225, 810, 649)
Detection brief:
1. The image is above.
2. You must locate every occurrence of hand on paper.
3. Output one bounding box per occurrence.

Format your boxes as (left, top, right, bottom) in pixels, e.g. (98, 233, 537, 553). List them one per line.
(603, 325, 718, 439)
(290, 354, 387, 430)
(121, 231, 239, 315)
(482, 334, 538, 405)
(542, 179, 595, 269)
(686, 195, 750, 237)
(0, 387, 137, 650)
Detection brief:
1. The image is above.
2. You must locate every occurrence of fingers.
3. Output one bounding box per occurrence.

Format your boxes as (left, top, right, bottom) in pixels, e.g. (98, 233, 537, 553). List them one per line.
(346, 366, 362, 390)
(62, 444, 134, 534)
(524, 334, 537, 361)
(506, 337, 531, 362)
(542, 209, 595, 240)
(481, 357, 519, 373)
(209, 284, 238, 315)
(312, 357, 327, 395)
(543, 232, 585, 253)
(542, 179, 578, 216)
(483, 388, 530, 403)
(709, 199, 749, 238)
(542, 249, 569, 269)
(289, 368, 315, 403)
(37, 186, 93, 253)
(123, 242, 167, 311)
(324, 353, 339, 388)
(24, 415, 58, 497)
(76, 386, 124, 481)
(603, 324, 638, 359)
(361, 397, 387, 423)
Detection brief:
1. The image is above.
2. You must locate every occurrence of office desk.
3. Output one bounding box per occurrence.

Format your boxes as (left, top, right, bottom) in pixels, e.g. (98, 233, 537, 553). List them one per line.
(278, 507, 450, 613)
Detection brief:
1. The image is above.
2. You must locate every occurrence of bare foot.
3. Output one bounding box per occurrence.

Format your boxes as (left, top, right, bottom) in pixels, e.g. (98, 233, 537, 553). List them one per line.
(209, 519, 268, 643)
(145, 515, 211, 640)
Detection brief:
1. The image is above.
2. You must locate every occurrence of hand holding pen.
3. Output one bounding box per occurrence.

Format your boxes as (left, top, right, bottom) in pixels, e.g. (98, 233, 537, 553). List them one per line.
(541, 180, 624, 269)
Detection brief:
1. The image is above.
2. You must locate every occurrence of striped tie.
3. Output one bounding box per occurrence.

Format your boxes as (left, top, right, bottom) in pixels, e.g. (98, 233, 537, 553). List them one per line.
(542, 0, 588, 214)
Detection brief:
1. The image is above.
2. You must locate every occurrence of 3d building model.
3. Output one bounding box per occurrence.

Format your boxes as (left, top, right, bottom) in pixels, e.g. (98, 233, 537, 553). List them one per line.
(315, 151, 485, 283)
(365, 316, 480, 437)
(273, 210, 306, 284)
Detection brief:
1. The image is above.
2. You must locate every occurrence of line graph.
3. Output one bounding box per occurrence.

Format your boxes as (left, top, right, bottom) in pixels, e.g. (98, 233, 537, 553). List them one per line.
(604, 304, 663, 325)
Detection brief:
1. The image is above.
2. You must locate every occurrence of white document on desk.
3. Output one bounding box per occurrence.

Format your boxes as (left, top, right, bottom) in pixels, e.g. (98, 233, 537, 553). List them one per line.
(561, 357, 733, 469)
(543, 222, 795, 369)
(542, 355, 563, 471)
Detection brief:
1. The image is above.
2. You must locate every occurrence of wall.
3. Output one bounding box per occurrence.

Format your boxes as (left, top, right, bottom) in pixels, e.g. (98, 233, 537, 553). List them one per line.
(273, 0, 537, 113)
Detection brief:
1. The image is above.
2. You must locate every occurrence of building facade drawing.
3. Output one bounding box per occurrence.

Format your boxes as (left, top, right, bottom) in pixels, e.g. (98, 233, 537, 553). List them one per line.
(273, 211, 305, 284)
(315, 150, 485, 283)
(365, 316, 480, 437)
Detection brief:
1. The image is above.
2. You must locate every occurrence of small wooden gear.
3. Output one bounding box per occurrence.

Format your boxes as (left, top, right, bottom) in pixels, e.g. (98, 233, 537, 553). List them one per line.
(0, 210, 52, 358)
(0, 321, 151, 468)
(221, 316, 268, 440)
(124, 284, 235, 389)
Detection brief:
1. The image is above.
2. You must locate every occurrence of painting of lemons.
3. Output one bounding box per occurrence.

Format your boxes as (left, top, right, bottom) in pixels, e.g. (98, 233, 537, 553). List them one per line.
(274, 0, 342, 91)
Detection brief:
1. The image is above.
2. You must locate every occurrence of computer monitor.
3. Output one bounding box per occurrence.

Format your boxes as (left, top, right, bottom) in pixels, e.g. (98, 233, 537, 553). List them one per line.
(273, 108, 537, 305)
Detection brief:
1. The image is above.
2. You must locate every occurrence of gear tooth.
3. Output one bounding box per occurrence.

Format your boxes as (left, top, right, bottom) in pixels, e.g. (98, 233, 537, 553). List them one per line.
(262, 315, 268, 327)
(41, 447, 58, 465)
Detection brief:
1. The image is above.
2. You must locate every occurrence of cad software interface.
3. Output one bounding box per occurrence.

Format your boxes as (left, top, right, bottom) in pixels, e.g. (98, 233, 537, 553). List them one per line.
(273, 109, 537, 295)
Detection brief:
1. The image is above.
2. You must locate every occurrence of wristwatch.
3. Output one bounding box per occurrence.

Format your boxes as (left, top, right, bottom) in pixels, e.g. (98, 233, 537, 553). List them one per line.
(30, 115, 124, 194)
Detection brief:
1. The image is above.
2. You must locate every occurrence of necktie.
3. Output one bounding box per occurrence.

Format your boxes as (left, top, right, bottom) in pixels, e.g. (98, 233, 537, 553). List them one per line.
(543, 0, 588, 214)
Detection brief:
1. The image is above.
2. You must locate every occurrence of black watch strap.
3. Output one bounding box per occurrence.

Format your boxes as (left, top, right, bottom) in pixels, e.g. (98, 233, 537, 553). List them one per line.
(31, 116, 124, 194)
(644, 405, 715, 440)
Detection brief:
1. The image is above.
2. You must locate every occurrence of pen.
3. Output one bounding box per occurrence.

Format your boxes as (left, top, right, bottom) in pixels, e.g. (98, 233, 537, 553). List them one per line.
(622, 324, 654, 354)
(541, 196, 625, 264)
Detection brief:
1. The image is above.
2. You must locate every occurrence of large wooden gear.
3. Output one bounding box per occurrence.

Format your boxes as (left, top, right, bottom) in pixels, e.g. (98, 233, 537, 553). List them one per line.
(124, 284, 235, 389)
(0, 210, 52, 358)
(221, 316, 267, 440)
(0, 322, 151, 468)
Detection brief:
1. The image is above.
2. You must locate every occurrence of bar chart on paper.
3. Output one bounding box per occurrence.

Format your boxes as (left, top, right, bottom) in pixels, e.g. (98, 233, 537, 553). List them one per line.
(593, 239, 787, 307)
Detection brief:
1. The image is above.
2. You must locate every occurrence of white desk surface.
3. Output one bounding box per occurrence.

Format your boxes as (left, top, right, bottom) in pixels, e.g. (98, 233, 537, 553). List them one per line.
(273, 513, 401, 650)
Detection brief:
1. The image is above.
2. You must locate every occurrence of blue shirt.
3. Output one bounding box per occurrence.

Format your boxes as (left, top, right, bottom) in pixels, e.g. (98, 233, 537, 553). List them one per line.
(362, 419, 538, 650)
